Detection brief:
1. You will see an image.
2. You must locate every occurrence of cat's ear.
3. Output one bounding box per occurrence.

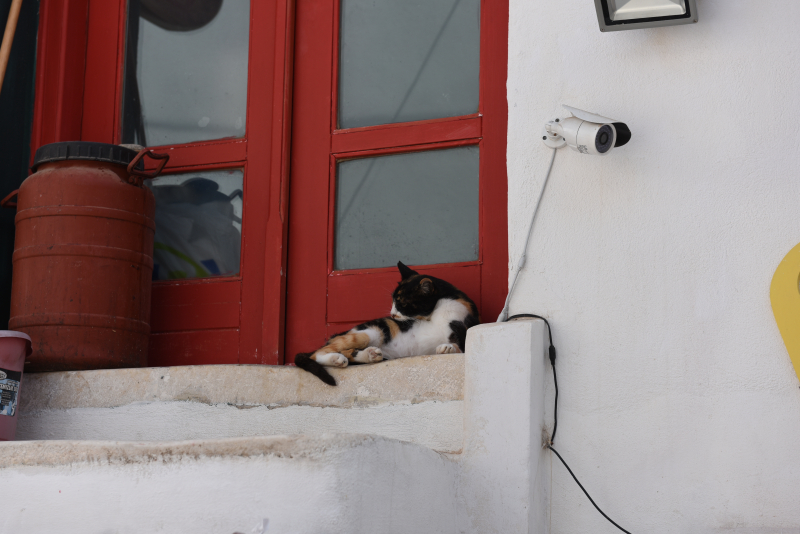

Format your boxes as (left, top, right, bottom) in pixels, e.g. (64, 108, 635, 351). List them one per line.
(419, 278, 434, 295)
(397, 261, 418, 280)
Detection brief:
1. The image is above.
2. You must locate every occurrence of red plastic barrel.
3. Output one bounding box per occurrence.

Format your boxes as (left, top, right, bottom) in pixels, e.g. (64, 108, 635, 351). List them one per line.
(5, 142, 168, 372)
(0, 331, 32, 441)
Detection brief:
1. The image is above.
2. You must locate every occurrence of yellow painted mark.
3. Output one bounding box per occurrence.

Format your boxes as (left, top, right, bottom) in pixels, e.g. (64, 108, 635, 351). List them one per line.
(771, 242, 800, 384)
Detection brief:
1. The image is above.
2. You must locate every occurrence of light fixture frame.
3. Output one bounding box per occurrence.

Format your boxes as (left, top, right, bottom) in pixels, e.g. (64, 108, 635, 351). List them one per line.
(593, 0, 698, 32)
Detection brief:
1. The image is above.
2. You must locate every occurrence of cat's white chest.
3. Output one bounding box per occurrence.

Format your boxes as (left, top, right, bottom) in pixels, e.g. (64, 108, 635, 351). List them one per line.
(382, 299, 468, 359)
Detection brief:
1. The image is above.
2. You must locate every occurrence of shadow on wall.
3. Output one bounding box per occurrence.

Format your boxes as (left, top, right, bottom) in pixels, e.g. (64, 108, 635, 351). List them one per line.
(0, 0, 39, 329)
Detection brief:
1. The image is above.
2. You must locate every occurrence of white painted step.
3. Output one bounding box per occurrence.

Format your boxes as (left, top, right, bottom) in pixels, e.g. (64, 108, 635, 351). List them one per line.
(0, 434, 458, 534)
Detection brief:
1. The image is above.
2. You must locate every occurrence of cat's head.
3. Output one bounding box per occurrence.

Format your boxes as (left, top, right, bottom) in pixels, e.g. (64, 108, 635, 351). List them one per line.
(390, 261, 441, 320)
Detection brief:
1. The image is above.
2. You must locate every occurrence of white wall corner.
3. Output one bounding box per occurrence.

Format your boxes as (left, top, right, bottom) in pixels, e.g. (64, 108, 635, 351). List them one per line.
(458, 319, 550, 534)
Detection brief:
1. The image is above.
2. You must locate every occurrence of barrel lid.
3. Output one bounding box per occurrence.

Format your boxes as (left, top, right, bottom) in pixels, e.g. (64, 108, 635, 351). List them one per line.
(0, 331, 32, 356)
(32, 142, 144, 172)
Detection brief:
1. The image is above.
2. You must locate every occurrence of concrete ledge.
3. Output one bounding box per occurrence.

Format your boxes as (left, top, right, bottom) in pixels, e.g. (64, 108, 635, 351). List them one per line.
(20, 353, 464, 411)
(17, 355, 465, 453)
(460, 319, 550, 533)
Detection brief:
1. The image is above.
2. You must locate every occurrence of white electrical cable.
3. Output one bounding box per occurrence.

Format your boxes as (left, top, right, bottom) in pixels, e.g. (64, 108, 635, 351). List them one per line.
(497, 148, 558, 322)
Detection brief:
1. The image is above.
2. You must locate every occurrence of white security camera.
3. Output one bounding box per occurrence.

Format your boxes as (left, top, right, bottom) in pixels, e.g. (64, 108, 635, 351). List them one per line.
(542, 105, 631, 155)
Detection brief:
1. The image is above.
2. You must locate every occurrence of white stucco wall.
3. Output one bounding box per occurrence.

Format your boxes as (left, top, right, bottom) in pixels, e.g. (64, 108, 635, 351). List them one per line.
(507, 2, 800, 532)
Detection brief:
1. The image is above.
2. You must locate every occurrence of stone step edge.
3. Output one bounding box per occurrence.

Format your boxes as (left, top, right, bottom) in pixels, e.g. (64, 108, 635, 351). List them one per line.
(0, 433, 440, 469)
(20, 353, 465, 411)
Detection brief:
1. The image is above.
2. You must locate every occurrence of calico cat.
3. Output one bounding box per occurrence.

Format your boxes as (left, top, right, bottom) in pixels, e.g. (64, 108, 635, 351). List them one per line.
(294, 261, 480, 386)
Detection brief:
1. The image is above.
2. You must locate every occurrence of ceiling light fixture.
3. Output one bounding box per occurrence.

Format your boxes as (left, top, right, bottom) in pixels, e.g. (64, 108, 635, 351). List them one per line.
(594, 0, 698, 32)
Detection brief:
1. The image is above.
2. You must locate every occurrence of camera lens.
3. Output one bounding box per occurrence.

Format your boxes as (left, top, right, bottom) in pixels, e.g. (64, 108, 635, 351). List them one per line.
(595, 125, 614, 153)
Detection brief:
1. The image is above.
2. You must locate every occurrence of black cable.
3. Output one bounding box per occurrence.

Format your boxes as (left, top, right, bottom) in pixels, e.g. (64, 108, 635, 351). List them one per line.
(548, 445, 632, 534)
(551, 356, 558, 443)
(505, 313, 631, 534)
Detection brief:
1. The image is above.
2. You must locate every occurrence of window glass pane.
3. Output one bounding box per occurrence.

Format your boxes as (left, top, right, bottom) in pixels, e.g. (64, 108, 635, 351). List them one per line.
(338, 0, 480, 129)
(122, 0, 250, 146)
(335, 146, 479, 270)
(146, 169, 243, 280)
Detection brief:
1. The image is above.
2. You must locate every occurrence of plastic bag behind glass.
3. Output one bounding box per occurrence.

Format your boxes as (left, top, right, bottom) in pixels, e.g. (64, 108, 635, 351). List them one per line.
(147, 171, 243, 280)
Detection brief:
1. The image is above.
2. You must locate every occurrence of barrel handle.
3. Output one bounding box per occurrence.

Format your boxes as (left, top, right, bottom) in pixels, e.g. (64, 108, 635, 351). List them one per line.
(1, 190, 18, 209)
(127, 149, 170, 185)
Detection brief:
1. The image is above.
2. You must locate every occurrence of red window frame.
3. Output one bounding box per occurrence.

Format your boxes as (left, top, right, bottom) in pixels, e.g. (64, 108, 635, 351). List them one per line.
(285, 0, 509, 358)
(29, 0, 295, 366)
(28, 0, 507, 366)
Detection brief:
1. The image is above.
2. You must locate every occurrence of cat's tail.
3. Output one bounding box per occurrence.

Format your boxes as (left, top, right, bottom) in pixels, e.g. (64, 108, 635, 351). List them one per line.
(294, 352, 337, 386)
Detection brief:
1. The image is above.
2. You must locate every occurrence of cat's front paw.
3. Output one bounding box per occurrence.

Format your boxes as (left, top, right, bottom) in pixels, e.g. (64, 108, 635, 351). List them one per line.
(435, 343, 461, 354)
(364, 346, 383, 362)
(353, 346, 383, 363)
(318, 352, 349, 368)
